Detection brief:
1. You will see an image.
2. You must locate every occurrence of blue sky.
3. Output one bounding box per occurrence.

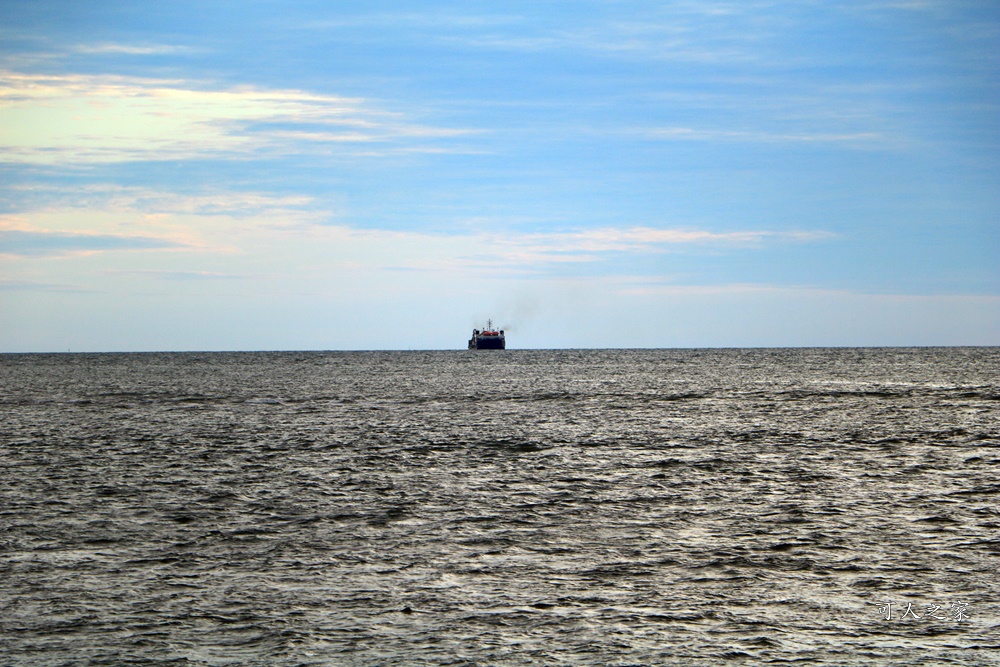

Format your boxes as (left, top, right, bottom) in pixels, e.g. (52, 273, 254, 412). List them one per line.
(1, 0, 997, 350)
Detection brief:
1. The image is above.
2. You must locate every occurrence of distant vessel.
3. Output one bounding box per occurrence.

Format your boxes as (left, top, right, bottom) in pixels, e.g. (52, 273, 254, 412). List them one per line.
(468, 320, 506, 350)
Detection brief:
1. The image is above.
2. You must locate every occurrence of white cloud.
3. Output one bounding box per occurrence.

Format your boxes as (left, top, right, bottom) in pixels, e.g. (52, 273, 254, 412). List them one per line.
(0, 70, 474, 164)
(1, 185, 834, 282)
(72, 43, 198, 56)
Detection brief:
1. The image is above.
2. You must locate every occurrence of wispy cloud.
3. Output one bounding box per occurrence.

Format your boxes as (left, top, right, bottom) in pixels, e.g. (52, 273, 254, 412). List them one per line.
(104, 269, 244, 281)
(424, 2, 827, 64)
(648, 126, 885, 145)
(0, 228, 185, 257)
(55, 185, 323, 219)
(512, 226, 833, 251)
(435, 226, 833, 272)
(0, 187, 331, 262)
(0, 70, 475, 164)
(611, 279, 851, 297)
(0, 279, 90, 292)
(2, 182, 836, 279)
(317, 223, 835, 276)
(72, 43, 197, 56)
(609, 277, 1000, 301)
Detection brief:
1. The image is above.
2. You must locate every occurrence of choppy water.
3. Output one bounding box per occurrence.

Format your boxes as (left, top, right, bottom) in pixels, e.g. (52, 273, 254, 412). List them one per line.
(1, 348, 999, 666)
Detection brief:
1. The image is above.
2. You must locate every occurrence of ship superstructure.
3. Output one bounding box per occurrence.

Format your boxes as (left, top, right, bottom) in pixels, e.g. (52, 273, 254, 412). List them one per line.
(468, 320, 505, 349)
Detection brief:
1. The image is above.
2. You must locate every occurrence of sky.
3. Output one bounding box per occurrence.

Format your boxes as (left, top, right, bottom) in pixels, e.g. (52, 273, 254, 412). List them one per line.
(1, 0, 998, 351)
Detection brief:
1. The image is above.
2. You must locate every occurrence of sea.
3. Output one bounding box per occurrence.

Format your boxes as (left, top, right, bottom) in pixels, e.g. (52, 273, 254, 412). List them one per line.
(1, 348, 998, 666)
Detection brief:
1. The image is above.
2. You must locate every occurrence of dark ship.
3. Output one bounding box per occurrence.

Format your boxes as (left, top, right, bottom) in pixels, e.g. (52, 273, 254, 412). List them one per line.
(468, 320, 505, 349)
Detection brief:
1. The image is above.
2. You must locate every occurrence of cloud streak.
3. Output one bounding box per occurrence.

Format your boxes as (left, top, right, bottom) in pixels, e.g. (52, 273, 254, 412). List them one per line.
(315, 223, 834, 276)
(0, 228, 185, 257)
(103, 269, 244, 281)
(648, 126, 885, 145)
(0, 279, 90, 292)
(72, 43, 197, 56)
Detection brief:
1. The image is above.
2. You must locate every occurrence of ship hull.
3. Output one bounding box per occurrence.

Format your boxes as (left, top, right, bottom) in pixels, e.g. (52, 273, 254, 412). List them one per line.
(469, 336, 505, 350)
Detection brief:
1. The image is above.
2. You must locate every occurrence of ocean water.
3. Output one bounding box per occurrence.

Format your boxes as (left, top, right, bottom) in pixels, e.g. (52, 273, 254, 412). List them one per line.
(1, 348, 998, 666)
